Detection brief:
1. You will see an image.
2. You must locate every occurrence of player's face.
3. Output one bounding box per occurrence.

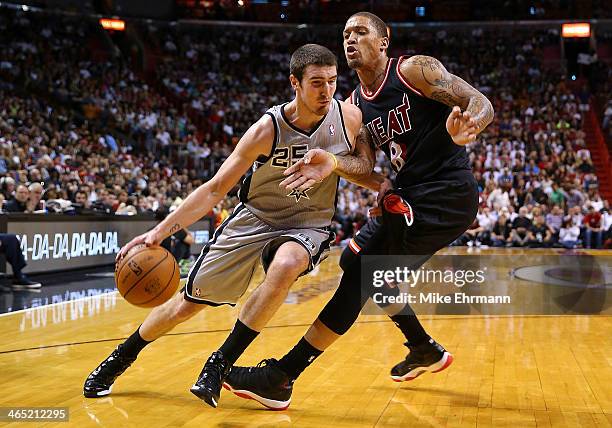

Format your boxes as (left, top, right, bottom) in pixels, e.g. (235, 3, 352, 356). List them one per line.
(295, 65, 337, 116)
(343, 16, 387, 69)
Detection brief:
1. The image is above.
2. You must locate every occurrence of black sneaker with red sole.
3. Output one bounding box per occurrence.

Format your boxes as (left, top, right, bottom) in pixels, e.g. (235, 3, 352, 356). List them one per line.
(390, 338, 453, 382)
(223, 359, 293, 410)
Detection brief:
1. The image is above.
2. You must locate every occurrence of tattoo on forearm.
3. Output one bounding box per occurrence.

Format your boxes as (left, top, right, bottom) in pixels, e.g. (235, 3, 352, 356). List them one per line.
(446, 76, 472, 100)
(336, 126, 375, 178)
(169, 223, 181, 233)
(337, 155, 372, 178)
(430, 90, 458, 106)
(467, 96, 495, 131)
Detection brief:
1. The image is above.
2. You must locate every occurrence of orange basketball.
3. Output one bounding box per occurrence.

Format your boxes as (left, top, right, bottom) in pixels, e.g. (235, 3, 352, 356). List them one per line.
(115, 244, 180, 308)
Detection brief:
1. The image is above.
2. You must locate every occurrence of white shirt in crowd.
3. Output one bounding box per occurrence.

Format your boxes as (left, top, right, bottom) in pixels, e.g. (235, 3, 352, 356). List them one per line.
(487, 188, 511, 210)
(477, 212, 495, 231)
(566, 213, 584, 227)
(586, 198, 604, 212)
(560, 226, 580, 242)
(156, 130, 171, 146)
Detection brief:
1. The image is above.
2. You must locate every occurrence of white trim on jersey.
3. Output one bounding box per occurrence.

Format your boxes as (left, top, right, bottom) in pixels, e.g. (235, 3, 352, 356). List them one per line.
(360, 58, 393, 101)
(396, 56, 425, 97)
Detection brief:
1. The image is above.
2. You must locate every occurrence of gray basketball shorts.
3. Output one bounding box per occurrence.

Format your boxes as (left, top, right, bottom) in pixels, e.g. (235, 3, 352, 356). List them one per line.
(184, 204, 333, 306)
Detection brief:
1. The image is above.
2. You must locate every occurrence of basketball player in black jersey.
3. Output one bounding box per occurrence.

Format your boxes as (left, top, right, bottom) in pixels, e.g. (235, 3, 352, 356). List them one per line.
(223, 12, 494, 409)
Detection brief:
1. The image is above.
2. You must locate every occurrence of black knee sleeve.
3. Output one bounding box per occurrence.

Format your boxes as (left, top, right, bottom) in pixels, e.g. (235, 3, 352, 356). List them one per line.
(339, 245, 359, 272)
(318, 266, 364, 335)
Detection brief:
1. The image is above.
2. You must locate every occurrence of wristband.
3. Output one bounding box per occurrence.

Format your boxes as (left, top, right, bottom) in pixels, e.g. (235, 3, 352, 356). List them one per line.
(329, 152, 339, 170)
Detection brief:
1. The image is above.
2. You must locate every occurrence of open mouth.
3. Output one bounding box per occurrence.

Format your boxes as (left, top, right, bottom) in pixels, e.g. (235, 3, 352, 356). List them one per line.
(346, 45, 359, 59)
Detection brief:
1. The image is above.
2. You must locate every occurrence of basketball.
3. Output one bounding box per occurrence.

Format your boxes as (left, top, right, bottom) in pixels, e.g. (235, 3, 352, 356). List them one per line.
(115, 244, 180, 308)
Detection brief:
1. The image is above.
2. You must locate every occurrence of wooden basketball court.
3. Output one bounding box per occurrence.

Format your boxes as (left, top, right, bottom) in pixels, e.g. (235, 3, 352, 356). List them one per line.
(0, 248, 610, 427)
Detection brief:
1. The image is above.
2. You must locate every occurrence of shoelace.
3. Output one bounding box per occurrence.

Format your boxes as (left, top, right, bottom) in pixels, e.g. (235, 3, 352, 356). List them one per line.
(89, 351, 131, 382)
(201, 355, 227, 382)
(238, 359, 281, 386)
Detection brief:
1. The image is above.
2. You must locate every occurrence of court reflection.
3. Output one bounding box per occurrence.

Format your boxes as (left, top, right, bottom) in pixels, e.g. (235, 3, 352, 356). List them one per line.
(0, 268, 116, 314)
(17, 289, 118, 331)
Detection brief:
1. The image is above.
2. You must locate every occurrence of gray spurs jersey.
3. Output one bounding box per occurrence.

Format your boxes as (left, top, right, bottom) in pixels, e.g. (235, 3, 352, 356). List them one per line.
(239, 99, 352, 229)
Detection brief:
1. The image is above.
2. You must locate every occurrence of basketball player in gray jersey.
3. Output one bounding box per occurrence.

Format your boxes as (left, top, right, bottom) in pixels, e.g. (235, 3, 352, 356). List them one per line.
(82, 44, 371, 408)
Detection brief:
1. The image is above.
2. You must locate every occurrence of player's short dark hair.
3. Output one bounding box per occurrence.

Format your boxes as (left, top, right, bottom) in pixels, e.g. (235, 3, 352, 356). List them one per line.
(349, 11, 388, 38)
(290, 44, 337, 82)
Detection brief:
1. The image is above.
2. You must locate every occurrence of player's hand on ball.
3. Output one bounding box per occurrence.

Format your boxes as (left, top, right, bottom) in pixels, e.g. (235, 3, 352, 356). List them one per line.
(116, 230, 161, 261)
(280, 148, 336, 191)
(446, 106, 478, 146)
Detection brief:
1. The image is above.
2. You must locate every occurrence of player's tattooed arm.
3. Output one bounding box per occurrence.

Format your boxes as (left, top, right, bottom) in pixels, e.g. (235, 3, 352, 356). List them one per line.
(400, 55, 494, 133)
(336, 124, 375, 179)
(337, 125, 387, 192)
(334, 101, 379, 185)
(168, 223, 182, 234)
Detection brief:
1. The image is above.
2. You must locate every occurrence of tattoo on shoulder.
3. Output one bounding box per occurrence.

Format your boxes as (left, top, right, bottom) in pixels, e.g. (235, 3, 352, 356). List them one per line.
(407, 55, 442, 72)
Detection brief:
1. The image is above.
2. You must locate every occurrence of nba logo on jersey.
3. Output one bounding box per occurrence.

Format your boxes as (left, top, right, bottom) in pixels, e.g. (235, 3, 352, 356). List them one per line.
(329, 124, 335, 136)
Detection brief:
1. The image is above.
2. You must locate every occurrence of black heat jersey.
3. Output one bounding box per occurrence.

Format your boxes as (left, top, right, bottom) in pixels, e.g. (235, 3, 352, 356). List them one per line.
(351, 56, 471, 187)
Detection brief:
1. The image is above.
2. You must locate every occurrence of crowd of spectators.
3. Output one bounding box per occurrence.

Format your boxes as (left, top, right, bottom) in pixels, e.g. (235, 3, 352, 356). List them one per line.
(153, 25, 350, 143)
(0, 10, 201, 170)
(0, 90, 203, 215)
(0, 8, 610, 249)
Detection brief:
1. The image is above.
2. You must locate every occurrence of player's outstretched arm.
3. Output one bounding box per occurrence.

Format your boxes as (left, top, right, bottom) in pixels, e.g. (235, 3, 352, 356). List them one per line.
(281, 102, 385, 192)
(117, 115, 274, 259)
(400, 55, 494, 145)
